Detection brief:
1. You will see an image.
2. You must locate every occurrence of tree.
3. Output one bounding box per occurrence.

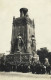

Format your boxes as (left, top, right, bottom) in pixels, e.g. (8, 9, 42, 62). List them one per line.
(37, 47, 49, 64)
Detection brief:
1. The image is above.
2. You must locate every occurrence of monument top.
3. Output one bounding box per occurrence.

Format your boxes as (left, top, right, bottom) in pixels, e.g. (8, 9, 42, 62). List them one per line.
(20, 8, 28, 13)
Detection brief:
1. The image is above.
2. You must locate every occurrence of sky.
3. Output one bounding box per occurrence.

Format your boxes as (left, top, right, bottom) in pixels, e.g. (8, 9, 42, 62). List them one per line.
(0, 0, 51, 54)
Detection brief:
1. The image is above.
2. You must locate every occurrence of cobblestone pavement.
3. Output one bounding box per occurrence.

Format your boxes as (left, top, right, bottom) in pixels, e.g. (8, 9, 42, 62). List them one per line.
(0, 72, 51, 80)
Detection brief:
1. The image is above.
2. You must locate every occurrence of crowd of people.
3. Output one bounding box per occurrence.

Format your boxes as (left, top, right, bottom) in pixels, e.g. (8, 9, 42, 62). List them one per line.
(0, 53, 51, 74)
(30, 57, 51, 74)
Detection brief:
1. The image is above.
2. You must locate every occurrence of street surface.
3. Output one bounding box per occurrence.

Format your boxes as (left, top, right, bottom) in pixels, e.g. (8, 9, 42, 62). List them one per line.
(0, 72, 51, 80)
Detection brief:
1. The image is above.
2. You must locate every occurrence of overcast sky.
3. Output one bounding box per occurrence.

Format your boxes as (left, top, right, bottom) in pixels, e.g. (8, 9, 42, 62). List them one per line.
(0, 0, 51, 54)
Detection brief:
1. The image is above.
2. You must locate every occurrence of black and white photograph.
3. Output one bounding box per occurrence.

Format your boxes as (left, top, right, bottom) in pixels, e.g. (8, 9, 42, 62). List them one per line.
(0, 0, 51, 80)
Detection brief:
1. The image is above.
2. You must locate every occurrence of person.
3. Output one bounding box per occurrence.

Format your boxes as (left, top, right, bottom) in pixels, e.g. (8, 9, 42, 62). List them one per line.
(44, 58, 50, 74)
(44, 58, 50, 67)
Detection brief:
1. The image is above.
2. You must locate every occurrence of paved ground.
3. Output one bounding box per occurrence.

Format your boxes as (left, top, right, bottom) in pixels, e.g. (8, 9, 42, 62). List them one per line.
(0, 72, 51, 80)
